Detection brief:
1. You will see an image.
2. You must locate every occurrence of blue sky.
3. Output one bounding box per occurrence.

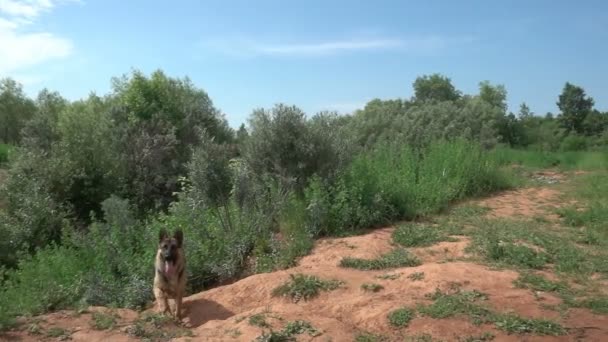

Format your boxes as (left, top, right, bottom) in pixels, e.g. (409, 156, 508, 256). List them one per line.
(1, 0, 607, 127)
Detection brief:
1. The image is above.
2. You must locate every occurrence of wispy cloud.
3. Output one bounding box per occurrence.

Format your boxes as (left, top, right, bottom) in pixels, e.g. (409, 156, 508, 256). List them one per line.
(0, 0, 76, 74)
(201, 34, 474, 58)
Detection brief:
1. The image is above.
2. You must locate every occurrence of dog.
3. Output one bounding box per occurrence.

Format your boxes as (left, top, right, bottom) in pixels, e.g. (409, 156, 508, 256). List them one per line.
(153, 229, 186, 320)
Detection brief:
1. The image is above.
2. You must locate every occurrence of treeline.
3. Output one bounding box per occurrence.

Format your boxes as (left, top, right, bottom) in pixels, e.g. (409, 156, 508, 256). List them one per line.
(0, 70, 604, 328)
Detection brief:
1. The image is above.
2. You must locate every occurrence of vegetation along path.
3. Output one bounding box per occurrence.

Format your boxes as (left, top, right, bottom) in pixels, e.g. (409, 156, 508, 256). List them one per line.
(3, 169, 608, 341)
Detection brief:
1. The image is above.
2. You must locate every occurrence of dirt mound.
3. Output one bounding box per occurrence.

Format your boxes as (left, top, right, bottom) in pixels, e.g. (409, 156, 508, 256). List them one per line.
(5, 177, 608, 341)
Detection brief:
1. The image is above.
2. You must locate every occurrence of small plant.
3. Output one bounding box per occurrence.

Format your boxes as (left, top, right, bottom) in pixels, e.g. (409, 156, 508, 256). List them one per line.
(225, 328, 242, 338)
(418, 288, 492, 323)
(272, 274, 343, 303)
(513, 273, 570, 294)
(355, 332, 389, 342)
(249, 313, 270, 328)
(493, 313, 565, 335)
(253, 320, 320, 341)
(361, 283, 384, 292)
(393, 223, 451, 247)
(387, 307, 415, 328)
(91, 311, 118, 330)
(340, 248, 421, 270)
(459, 332, 495, 341)
(27, 322, 42, 335)
(46, 327, 70, 339)
(407, 272, 425, 281)
(375, 273, 401, 280)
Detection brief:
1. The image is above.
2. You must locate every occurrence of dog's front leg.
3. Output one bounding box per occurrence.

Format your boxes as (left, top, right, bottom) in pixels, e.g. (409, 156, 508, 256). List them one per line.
(175, 293, 182, 320)
(154, 288, 170, 314)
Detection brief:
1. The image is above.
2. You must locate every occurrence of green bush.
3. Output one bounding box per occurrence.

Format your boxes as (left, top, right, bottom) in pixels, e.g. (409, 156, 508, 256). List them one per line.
(0, 144, 10, 165)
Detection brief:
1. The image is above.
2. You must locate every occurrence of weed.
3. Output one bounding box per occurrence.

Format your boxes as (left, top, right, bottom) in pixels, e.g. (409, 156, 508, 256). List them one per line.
(249, 313, 270, 328)
(253, 320, 320, 341)
(361, 283, 384, 292)
(225, 328, 242, 338)
(513, 273, 570, 294)
(26, 322, 42, 335)
(272, 274, 342, 303)
(418, 289, 492, 324)
(577, 296, 608, 314)
(91, 311, 118, 330)
(387, 307, 415, 328)
(46, 327, 70, 339)
(458, 332, 495, 341)
(493, 314, 565, 335)
(375, 273, 401, 280)
(393, 223, 452, 247)
(355, 332, 389, 341)
(408, 272, 425, 281)
(340, 248, 421, 270)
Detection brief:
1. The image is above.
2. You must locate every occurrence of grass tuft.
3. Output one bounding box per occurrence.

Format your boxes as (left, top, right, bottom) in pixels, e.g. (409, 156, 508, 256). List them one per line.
(393, 223, 453, 247)
(361, 283, 384, 292)
(272, 274, 342, 303)
(387, 307, 415, 328)
(340, 248, 421, 270)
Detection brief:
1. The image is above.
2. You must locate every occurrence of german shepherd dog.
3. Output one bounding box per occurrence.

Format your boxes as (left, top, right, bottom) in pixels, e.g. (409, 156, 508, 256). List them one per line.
(154, 229, 186, 319)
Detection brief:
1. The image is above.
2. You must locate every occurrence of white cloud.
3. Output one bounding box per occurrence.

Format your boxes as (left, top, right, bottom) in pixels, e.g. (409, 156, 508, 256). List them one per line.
(0, 0, 75, 74)
(202, 34, 474, 58)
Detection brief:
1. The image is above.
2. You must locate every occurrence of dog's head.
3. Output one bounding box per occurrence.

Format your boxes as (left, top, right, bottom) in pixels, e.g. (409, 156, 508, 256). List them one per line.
(158, 229, 183, 277)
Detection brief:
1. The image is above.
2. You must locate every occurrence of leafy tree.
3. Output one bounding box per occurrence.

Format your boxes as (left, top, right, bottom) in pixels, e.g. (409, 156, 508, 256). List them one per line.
(557, 82, 594, 134)
(479, 81, 508, 112)
(21, 89, 68, 151)
(412, 74, 461, 102)
(0, 78, 36, 144)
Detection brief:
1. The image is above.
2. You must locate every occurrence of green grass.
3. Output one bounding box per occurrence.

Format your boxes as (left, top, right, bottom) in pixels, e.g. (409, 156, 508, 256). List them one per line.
(407, 272, 425, 281)
(418, 288, 565, 336)
(513, 273, 570, 294)
(339, 248, 421, 270)
(491, 147, 608, 170)
(125, 312, 193, 341)
(418, 288, 492, 323)
(91, 311, 118, 330)
(387, 307, 415, 328)
(375, 273, 401, 280)
(458, 332, 495, 341)
(272, 274, 342, 303)
(46, 327, 70, 339)
(355, 332, 389, 342)
(392, 223, 455, 247)
(361, 283, 384, 292)
(253, 320, 320, 341)
(249, 313, 270, 328)
(493, 314, 565, 335)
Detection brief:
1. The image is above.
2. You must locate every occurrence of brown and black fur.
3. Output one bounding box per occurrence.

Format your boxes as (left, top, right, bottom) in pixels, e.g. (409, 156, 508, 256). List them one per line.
(154, 229, 186, 319)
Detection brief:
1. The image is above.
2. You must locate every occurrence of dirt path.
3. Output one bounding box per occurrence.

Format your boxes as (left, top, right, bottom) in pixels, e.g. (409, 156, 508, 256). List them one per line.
(4, 173, 608, 342)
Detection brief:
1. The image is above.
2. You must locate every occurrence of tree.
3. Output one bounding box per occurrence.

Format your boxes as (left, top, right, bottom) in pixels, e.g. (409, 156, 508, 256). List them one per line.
(0, 78, 36, 144)
(479, 81, 507, 112)
(518, 103, 533, 120)
(557, 82, 594, 134)
(412, 74, 461, 102)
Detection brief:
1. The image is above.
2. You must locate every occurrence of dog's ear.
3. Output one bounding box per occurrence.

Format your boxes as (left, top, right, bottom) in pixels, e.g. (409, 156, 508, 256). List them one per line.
(174, 229, 183, 248)
(159, 228, 168, 243)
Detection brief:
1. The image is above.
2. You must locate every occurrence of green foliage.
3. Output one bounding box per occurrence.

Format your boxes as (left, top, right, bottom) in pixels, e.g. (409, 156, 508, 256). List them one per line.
(249, 313, 270, 328)
(0, 78, 37, 144)
(253, 320, 320, 341)
(557, 82, 594, 134)
(0, 144, 10, 165)
(413, 74, 461, 103)
(271, 274, 342, 303)
(493, 314, 565, 335)
(355, 332, 389, 342)
(418, 289, 492, 323)
(387, 307, 415, 328)
(407, 272, 425, 281)
(340, 248, 421, 270)
(393, 223, 452, 247)
(91, 311, 118, 330)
